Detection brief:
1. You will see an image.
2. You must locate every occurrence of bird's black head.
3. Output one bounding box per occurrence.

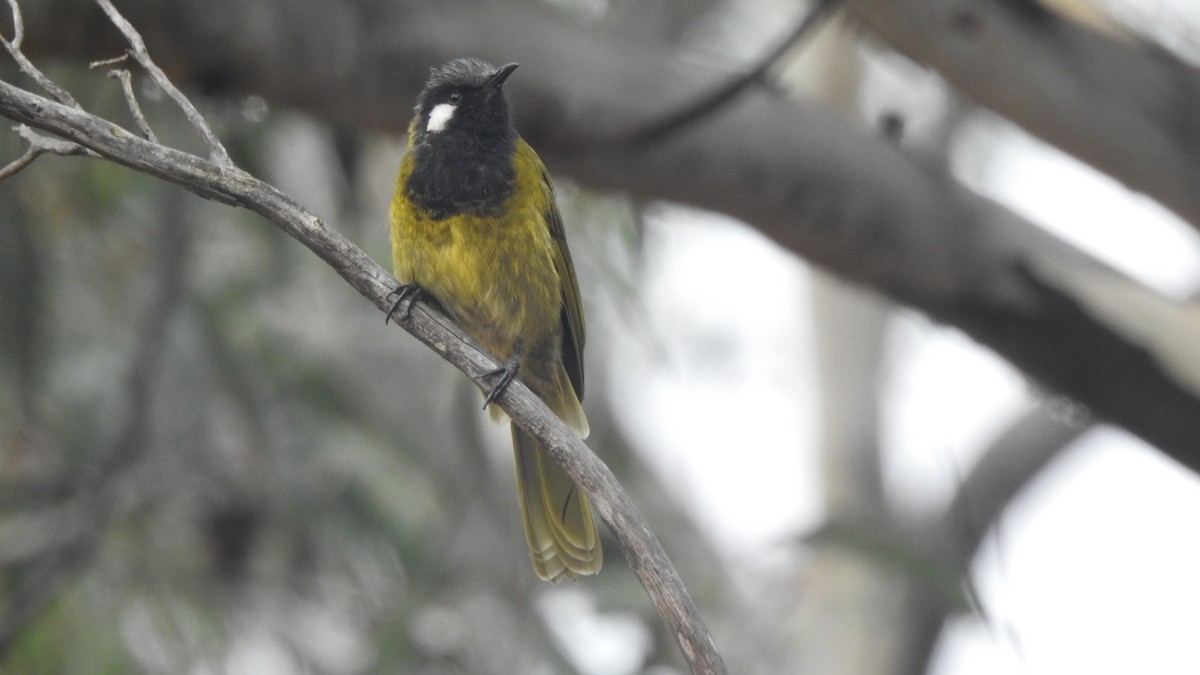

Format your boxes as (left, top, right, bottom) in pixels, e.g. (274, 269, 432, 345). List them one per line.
(404, 58, 521, 219)
(413, 58, 518, 145)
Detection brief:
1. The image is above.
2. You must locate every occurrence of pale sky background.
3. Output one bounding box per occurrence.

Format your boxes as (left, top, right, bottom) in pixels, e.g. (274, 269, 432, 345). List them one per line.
(602, 3, 1200, 672)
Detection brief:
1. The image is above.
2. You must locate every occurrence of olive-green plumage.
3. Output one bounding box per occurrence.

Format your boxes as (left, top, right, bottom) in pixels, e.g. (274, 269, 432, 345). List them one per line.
(389, 59, 600, 581)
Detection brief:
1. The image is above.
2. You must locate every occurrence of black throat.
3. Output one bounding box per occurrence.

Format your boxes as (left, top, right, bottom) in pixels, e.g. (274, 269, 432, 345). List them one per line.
(405, 126, 518, 221)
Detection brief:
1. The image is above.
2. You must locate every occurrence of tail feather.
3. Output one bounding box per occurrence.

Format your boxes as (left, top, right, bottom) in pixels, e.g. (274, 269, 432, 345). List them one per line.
(512, 426, 602, 581)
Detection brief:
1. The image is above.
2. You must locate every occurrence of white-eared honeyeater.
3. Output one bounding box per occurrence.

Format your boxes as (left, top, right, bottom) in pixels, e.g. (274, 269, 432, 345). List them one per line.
(388, 58, 600, 581)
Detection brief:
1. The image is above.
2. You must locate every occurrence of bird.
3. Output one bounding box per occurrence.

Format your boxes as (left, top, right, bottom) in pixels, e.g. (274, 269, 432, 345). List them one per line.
(388, 58, 601, 581)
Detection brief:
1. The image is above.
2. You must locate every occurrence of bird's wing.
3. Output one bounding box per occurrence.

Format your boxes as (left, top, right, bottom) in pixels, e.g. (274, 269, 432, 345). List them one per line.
(539, 163, 586, 401)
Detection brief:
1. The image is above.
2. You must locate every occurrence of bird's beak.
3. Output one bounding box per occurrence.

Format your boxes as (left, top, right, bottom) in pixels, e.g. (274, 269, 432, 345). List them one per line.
(488, 63, 519, 90)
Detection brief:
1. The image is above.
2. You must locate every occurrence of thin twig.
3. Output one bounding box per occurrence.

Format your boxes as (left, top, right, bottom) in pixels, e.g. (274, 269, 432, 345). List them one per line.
(93, 0, 233, 167)
(106, 68, 158, 142)
(624, 0, 841, 146)
(89, 53, 130, 69)
(0, 124, 91, 179)
(0, 0, 80, 108)
(0, 145, 36, 179)
(90, 54, 156, 142)
(12, 123, 83, 155)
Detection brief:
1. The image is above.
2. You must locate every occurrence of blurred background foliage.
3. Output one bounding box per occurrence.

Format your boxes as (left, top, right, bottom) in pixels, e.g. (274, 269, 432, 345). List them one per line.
(3, 1, 1200, 674)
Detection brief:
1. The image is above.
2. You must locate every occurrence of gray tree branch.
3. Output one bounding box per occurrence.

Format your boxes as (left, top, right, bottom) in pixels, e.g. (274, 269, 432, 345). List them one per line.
(888, 403, 1092, 674)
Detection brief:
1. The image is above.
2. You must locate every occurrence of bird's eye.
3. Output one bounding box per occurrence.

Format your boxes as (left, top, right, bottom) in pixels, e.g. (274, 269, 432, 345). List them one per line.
(448, 91, 462, 104)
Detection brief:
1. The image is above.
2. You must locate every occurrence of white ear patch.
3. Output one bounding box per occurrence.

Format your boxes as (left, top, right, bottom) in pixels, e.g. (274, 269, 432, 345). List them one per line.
(426, 103, 456, 133)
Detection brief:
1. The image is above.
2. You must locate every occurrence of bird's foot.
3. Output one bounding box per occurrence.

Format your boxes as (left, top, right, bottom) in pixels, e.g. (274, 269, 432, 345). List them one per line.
(482, 338, 524, 408)
(384, 283, 428, 325)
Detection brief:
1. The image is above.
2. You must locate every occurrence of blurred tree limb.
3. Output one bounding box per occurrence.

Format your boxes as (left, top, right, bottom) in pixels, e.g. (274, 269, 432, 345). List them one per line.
(0, 4, 727, 672)
(849, 0, 1200, 235)
(624, 0, 842, 146)
(847, 403, 1092, 675)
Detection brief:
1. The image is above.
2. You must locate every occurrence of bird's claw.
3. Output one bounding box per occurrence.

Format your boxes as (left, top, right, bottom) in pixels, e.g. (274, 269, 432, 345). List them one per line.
(385, 284, 425, 325)
(481, 338, 524, 408)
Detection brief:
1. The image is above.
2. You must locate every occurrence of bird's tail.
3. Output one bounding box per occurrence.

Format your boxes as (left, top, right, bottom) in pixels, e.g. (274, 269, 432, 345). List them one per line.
(511, 423, 602, 581)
